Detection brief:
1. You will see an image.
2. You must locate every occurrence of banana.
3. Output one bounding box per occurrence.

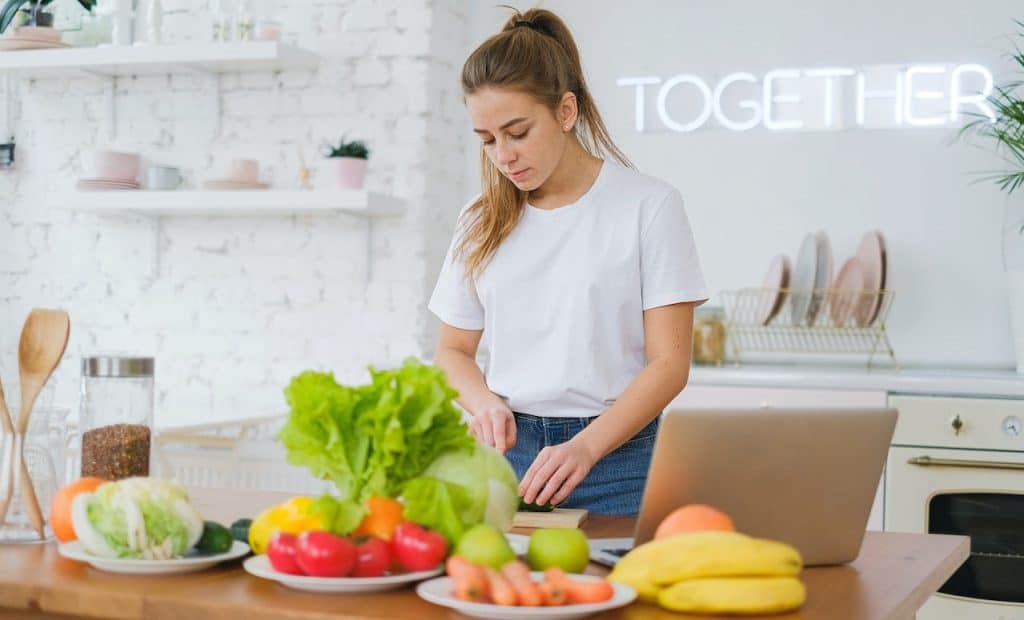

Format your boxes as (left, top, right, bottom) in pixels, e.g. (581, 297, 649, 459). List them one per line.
(649, 531, 802, 585)
(607, 540, 662, 603)
(658, 576, 806, 615)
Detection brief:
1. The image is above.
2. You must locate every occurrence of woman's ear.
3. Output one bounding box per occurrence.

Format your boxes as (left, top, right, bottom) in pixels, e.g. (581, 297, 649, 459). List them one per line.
(558, 91, 578, 132)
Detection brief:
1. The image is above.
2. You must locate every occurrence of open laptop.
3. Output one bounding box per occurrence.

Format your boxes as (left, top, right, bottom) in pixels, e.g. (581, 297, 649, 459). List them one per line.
(589, 407, 897, 567)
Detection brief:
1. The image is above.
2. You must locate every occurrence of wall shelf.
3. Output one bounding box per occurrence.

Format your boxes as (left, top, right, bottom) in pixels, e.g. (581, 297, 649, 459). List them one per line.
(50, 189, 404, 217)
(0, 41, 319, 76)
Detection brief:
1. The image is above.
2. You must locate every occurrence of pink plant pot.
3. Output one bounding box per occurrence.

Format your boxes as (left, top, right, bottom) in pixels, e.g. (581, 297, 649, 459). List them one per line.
(95, 150, 140, 182)
(332, 157, 367, 190)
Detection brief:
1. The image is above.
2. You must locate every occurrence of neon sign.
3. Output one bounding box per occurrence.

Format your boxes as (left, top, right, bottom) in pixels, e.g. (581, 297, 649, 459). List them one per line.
(617, 64, 994, 132)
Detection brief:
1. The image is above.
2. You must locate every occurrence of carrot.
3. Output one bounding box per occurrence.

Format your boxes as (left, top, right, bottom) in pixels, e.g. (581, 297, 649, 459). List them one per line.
(542, 567, 615, 604)
(446, 556, 488, 602)
(501, 560, 543, 606)
(483, 566, 518, 606)
(537, 579, 568, 606)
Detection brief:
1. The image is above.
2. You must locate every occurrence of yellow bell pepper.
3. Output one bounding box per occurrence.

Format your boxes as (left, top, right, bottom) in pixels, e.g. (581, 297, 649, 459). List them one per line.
(247, 496, 326, 554)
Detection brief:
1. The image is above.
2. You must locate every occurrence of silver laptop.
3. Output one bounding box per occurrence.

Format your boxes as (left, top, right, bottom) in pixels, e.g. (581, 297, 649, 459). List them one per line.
(589, 407, 897, 567)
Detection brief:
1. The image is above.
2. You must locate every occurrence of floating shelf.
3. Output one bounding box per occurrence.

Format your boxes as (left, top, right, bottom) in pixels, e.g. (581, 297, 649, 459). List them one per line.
(50, 190, 405, 217)
(0, 41, 319, 76)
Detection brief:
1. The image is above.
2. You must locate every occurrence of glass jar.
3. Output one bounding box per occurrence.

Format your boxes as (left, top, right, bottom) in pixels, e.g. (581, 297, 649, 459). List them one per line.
(693, 306, 727, 365)
(79, 356, 154, 480)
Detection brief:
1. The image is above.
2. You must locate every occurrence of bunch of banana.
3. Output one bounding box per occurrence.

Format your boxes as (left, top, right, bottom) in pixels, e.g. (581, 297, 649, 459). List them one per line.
(607, 531, 806, 615)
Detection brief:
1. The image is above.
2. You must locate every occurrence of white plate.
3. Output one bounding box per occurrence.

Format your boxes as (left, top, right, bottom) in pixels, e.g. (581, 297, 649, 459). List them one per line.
(789, 233, 819, 326)
(416, 572, 637, 620)
(806, 230, 834, 325)
(242, 554, 443, 593)
(57, 540, 250, 575)
(506, 532, 530, 555)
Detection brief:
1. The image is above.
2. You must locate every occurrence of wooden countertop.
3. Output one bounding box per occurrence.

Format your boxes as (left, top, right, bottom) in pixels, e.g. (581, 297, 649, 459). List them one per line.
(0, 488, 969, 620)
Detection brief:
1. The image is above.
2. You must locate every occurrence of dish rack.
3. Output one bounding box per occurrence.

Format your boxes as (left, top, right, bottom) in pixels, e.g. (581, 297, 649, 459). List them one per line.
(720, 288, 898, 367)
(153, 415, 333, 495)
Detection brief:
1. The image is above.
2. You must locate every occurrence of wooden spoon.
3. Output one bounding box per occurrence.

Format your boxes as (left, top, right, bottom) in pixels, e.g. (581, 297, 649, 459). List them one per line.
(0, 380, 17, 528)
(16, 308, 71, 538)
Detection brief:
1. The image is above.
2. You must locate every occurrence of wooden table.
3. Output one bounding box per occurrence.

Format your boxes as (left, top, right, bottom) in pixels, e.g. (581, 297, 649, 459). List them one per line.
(0, 488, 969, 620)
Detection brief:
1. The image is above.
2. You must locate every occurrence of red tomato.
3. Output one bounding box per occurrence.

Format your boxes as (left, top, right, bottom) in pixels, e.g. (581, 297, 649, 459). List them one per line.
(392, 522, 447, 572)
(266, 532, 303, 575)
(352, 536, 392, 577)
(295, 531, 357, 577)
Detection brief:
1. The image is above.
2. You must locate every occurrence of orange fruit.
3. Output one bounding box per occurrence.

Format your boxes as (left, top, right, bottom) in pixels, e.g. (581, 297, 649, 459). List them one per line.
(50, 477, 105, 542)
(653, 504, 736, 540)
(353, 497, 405, 541)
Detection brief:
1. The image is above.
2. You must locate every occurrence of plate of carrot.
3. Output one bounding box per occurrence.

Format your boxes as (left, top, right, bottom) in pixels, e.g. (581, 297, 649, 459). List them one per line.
(416, 557, 636, 619)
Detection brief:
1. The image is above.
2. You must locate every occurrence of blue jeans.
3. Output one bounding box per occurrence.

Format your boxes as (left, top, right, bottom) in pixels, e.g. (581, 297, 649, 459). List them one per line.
(505, 413, 659, 516)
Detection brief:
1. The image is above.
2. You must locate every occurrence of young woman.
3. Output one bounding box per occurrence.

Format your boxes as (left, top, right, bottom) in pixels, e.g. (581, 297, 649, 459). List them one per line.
(429, 8, 707, 515)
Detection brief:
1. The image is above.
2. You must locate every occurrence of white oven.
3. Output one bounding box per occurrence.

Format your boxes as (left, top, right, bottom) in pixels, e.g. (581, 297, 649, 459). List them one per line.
(886, 395, 1024, 620)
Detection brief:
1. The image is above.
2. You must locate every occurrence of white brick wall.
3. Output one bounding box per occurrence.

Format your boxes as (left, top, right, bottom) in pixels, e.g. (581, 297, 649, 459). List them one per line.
(0, 0, 470, 428)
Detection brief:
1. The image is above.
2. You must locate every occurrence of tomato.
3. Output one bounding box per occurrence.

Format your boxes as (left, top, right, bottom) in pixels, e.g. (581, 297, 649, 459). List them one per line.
(352, 536, 393, 577)
(267, 532, 304, 575)
(49, 477, 105, 542)
(295, 530, 357, 577)
(353, 497, 405, 541)
(392, 522, 448, 572)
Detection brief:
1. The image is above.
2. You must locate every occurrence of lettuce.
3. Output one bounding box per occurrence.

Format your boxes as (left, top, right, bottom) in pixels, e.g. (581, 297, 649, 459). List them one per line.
(279, 358, 476, 534)
(402, 443, 520, 545)
(71, 478, 204, 559)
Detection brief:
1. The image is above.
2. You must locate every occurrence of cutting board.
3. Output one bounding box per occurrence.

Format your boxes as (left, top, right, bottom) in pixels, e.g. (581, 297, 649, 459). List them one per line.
(512, 508, 588, 529)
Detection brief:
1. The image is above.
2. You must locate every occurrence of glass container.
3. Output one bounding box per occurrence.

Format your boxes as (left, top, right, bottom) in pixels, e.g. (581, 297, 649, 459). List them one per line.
(79, 356, 154, 480)
(693, 306, 727, 365)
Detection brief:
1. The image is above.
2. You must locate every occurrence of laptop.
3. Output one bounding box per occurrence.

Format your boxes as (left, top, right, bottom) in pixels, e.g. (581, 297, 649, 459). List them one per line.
(589, 407, 897, 567)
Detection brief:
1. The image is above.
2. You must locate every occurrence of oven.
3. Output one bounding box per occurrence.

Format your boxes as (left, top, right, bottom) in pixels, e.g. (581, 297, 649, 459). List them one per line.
(885, 395, 1024, 620)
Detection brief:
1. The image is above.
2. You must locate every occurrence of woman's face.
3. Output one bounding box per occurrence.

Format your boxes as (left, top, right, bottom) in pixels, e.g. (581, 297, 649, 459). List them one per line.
(465, 86, 573, 192)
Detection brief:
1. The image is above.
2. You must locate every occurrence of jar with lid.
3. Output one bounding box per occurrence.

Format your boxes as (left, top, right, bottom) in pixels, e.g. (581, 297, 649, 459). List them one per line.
(79, 356, 154, 480)
(692, 306, 727, 365)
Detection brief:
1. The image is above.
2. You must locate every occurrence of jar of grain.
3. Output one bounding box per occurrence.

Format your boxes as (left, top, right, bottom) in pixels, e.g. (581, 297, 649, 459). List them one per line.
(79, 356, 154, 480)
(692, 306, 727, 365)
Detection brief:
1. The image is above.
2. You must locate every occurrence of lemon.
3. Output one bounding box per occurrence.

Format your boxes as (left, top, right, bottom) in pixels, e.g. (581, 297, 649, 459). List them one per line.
(248, 505, 284, 555)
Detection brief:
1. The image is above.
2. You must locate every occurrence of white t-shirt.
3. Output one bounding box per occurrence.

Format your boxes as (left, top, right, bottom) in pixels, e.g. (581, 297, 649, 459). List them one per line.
(429, 161, 708, 418)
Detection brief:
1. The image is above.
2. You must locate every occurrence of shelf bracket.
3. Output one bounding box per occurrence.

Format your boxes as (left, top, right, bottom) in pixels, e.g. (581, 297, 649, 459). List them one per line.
(1, 73, 12, 140)
(183, 65, 221, 137)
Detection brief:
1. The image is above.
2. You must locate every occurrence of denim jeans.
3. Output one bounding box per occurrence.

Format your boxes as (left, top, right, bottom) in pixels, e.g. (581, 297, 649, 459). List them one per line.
(505, 412, 659, 516)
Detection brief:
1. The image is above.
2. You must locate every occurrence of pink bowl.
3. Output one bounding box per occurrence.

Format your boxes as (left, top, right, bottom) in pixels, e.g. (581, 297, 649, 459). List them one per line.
(95, 150, 141, 182)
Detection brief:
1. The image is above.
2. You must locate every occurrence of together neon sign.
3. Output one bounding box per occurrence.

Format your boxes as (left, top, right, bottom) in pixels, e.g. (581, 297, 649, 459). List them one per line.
(617, 63, 994, 132)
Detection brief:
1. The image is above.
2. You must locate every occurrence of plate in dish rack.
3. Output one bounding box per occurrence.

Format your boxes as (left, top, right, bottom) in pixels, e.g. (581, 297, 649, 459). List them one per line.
(243, 554, 443, 592)
(57, 540, 250, 574)
(416, 572, 637, 619)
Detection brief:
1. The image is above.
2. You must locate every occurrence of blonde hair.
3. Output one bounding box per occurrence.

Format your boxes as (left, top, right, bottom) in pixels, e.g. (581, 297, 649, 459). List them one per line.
(456, 7, 632, 280)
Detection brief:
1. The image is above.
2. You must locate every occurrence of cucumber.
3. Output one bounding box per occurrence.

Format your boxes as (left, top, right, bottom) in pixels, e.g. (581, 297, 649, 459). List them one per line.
(230, 518, 252, 543)
(519, 499, 555, 512)
(196, 521, 233, 554)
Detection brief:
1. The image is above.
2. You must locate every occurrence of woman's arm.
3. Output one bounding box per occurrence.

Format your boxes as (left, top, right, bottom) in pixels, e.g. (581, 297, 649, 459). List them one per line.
(519, 301, 696, 505)
(434, 323, 517, 453)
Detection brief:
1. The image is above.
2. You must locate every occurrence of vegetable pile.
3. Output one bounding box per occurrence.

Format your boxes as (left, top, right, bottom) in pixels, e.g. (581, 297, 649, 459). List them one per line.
(279, 358, 519, 545)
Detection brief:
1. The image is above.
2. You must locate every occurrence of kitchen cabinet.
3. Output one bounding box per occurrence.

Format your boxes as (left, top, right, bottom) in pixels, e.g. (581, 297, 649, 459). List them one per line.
(671, 382, 889, 530)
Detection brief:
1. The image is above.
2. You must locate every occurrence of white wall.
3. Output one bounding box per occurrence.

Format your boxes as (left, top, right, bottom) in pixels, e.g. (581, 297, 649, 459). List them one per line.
(466, 1, 1021, 368)
(0, 0, 470, 428)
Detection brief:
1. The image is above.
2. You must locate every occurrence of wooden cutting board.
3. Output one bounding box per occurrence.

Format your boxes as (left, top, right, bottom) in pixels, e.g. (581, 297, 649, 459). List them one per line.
(512, 508, 588, 529)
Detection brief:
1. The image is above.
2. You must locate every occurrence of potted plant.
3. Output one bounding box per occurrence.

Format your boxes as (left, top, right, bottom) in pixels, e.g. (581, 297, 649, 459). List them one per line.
(322, 137, 370, 190)
(958, 21, 1024, 371)
(0, 0, 95, 34)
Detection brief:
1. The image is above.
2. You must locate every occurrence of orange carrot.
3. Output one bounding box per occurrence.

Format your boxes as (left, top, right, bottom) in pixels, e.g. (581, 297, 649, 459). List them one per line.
(446, 556, 488, 602)
(543, 567, 615, 604)
(482, 566, 518, 606)
(501, 560, 543, 606)
(537, 579, 568, 606)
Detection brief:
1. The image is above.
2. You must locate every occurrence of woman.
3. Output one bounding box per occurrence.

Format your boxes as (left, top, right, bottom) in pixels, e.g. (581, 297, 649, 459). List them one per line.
(429, 8, 707, 515)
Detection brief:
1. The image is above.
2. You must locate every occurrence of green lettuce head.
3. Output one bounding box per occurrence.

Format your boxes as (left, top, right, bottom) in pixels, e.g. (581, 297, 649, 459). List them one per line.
(70, 478, 204, 559)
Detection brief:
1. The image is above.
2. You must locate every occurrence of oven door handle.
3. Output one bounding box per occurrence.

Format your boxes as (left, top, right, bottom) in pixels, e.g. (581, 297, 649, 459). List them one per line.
(907, 455, 1024, 471)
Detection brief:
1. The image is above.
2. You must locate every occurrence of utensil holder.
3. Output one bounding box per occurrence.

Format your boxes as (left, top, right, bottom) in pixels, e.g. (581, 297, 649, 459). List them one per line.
(720, 288, 898, 368)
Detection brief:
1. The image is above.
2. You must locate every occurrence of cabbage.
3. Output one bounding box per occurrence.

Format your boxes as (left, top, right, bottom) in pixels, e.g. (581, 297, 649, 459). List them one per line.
(70, 478, 204, 559)
(402, 442, 520, 545)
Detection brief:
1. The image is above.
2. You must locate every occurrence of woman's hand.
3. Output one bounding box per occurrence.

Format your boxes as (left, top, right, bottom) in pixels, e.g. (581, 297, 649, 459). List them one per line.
(519, 437, 597, 507)
(469, 400, 517, 454)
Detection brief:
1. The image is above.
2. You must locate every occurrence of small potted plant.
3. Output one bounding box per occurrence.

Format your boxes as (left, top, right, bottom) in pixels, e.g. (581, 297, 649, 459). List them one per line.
(0, 0, 95, 34)
(322, 137, 370, 190)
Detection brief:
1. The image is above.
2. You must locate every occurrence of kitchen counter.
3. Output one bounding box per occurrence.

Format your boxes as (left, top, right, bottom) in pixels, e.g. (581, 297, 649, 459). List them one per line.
(689, 363, 1024, 398)
(0, 488, 969, 620)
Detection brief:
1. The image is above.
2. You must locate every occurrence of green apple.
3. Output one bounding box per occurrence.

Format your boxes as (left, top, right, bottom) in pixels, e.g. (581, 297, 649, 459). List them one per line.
(454, 524, 516, 570)
(526, 527, 590, 573)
